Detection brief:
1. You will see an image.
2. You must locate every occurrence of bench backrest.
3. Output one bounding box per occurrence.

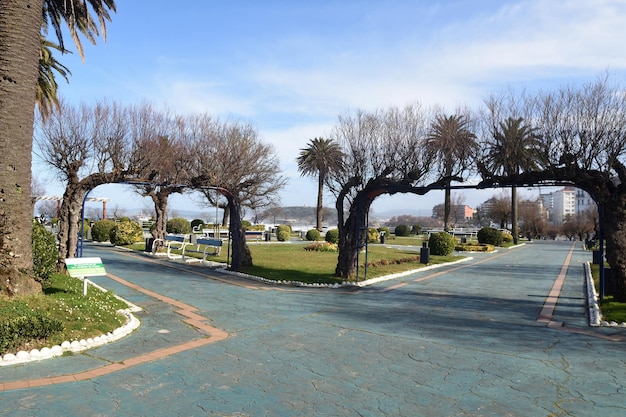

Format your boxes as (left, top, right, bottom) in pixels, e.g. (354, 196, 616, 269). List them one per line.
(165, 235, 187, 242)
(196, 238, 223, 247)
(245, 231, 264, 239)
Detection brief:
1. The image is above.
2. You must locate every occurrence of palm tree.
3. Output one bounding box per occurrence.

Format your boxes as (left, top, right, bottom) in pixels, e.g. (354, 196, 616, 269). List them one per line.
(37, 36, 71, 119)
(0, 0, 115, 296)
(297, 138, 344, 231)
(487, 117, 542, 244)
(425, 114, 477, 231)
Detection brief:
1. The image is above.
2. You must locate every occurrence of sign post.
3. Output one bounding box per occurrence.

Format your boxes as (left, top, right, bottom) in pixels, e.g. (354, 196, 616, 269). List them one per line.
(65, 257, 107, 296)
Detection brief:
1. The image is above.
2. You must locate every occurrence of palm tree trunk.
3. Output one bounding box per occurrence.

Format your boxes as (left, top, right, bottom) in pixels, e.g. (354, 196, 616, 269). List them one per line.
(444, 185, 451, 231)
(0, 0, 44, 295)
(511, 186, 518, 244)
(316, 173, 324, 231)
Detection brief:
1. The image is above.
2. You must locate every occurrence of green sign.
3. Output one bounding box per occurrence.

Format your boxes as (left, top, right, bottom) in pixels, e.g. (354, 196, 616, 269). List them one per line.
(65, 257, 107, 277)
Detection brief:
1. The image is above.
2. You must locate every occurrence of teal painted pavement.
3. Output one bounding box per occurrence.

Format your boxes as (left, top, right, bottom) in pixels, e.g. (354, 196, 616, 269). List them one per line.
(1, 240, 625, 416)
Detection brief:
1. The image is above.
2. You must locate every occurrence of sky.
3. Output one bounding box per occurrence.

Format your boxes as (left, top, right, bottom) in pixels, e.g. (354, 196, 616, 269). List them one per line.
(34, 0, 626, 221)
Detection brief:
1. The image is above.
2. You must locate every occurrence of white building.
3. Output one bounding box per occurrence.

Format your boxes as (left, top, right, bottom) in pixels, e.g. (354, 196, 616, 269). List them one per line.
(540, 187, 595, 224)
(576, 188, 596, 215)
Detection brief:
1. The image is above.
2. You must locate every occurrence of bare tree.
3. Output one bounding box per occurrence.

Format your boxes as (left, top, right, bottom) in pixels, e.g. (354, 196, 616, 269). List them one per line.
(36, 200, 59, 219)
(191, 118, 286, 268)
(31, 175, 47, 212)
(486, 192, 512, 229)
(35, 98, 135, 268)
(517, 198, 546, 239)
(327, 104, 436, 278)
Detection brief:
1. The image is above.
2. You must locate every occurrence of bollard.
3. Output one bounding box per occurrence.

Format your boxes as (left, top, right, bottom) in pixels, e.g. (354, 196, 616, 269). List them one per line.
(420, 241, 430, 264)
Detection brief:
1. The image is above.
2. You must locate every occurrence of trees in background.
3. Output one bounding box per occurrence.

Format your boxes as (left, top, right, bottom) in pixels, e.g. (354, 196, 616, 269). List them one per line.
(497, 118, 541, 243)
(297, 138, 344, 231)
(425, 113, 477, 231)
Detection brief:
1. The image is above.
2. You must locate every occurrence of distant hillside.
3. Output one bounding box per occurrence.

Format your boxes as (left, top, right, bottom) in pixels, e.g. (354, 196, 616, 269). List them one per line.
(260, 206, 338, 228)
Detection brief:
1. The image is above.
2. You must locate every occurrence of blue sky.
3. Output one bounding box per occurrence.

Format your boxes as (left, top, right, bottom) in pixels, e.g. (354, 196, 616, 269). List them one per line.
(37, 0, 626, 220)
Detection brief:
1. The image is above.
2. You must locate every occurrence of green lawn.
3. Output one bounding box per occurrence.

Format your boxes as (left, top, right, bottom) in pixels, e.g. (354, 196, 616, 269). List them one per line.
(242, 243, 463, 284)
(590, 263, 626, 323)
(132, 239, 463, 284)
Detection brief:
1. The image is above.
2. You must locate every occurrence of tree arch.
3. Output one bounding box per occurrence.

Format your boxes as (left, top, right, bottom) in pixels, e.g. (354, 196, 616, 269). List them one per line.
(79, 181, 249, 272)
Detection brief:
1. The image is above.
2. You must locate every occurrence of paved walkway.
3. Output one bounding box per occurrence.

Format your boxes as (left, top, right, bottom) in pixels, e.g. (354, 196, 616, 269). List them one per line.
(1, 240, 625, 416)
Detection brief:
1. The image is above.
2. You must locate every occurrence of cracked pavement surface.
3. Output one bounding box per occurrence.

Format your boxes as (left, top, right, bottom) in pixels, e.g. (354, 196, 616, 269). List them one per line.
(1, 240, 625, 416)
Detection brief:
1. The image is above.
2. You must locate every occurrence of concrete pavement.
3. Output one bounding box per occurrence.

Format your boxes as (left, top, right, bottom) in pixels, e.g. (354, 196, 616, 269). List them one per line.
(0, 240, 625, 416)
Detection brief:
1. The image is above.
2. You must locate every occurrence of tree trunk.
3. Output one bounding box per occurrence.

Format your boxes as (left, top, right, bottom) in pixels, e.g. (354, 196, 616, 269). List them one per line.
(227, 199, 251, 270)
(0, 0, 43, 296)
(221, 203, 230, 227)
(443, 186, 451, 231)
(602, 198, 626, 302)
(511, 186, 518, 244)
(316, 173, 324, 231)
(150, 191, 169, 240)
(335, 194, 371, 279)
(57, 185, 87, 269)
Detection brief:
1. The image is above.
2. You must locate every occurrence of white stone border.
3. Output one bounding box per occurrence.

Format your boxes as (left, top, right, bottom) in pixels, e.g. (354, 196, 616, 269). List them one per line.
(0, 294, 141, 366)
(584, 261, 626, 327)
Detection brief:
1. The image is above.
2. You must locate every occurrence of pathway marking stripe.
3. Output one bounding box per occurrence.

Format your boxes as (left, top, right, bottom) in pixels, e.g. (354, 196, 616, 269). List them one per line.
(536, 243, 575, 324)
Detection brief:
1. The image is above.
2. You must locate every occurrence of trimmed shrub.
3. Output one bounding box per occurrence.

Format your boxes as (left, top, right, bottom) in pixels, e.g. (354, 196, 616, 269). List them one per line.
(0, 313, 63, 354)
(477, 227, 503, 246)
(303, 242, 338, 252)
(191, 218, 205, 231)
(325, 228, 339, 244)
(502, 231, 514, 243)
(167, 217, 191, 234)
(110, 221, 143, 245)
(428, 232, 456, 256)
(241, 220, 252, 230)
(276, 225, 291, 241)
(32, 221, 57, 285)
(367, 227, 379, 243)
(394, 224, 410, 237)
(91, 219, 116, 242)
(411, 224, 422, 235)
(277, 230, 290, 242)
(377, 227, 391, 237)
(305, 229, 321, 241)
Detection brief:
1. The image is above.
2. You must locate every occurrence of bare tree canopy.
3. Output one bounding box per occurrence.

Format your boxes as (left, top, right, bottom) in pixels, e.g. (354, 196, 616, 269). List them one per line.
(35, 98, 135, 267)
(328, 104, 435, 278)
(129, 104, 195, 240)
(191, 118, 287, 268)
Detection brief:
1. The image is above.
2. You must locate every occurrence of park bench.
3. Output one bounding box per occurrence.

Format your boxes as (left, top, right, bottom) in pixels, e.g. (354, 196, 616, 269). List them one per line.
(202, 229, 229, 239)
(181, 237, 223, 264)
(151, 234, 189, 260)
(245, 230, 264, 241)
